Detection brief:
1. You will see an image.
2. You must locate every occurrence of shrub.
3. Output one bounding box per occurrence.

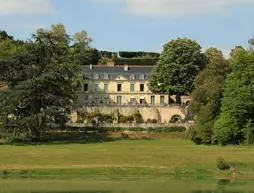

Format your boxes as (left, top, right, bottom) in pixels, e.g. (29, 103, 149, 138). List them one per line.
(151, 119, 158, 123)
(119, 115, 134, 123)
(146, 119, 152, 123)
(128, 127, 145, 132)
(148, 127, 186, 133)
(76, 119, 84, 124)
(134, 110, 144, 123)
(216, 157, 230, 170)
(98, 114, 114, 123)
(146, 119, 158, 124)
(187, 125, 202, 145)
(243, 119, 254, 145)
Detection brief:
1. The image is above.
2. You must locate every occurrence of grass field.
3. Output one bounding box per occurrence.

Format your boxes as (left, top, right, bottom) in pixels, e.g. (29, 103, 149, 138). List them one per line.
(0, 132, 254, 180)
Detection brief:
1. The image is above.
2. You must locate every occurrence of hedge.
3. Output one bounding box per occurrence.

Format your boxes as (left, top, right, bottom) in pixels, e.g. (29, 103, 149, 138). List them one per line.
(114, 58, 158, 66)
(64, 126, 186, 133)
(147, 127, 186, 133)
(119, 51, 160, 58)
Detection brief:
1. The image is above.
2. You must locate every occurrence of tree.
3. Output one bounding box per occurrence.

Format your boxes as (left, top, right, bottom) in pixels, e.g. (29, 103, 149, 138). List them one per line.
(190, 49, 231, 144)
(213, 50, 254, 145)
(148, 38, 206, 104)
(230, 46, 246, 58)
(204, 47, 223, 61)
(70, 30, 99, 65)
(0, 24, 89, 141)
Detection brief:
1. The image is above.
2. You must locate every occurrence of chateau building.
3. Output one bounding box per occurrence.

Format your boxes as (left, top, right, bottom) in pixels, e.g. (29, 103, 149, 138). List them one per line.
(78, 63, 189, 106)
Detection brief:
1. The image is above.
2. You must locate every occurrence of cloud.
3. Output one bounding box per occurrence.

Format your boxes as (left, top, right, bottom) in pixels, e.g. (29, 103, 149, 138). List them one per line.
(0, 0, 55, 15)
(93, 0, 254, 17)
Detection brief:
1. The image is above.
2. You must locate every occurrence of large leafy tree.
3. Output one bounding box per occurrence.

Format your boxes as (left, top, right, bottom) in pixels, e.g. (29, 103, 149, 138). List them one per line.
(0, 24, 90, 141)
(149, 38, 206, 104)
(190, 48, 231, 144)
(213, 49, 254, 145)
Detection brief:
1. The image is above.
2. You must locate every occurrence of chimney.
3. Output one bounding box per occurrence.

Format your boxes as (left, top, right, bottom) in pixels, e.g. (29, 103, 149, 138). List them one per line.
(124, 64, 129, 71)
(90, 64, 93, 70)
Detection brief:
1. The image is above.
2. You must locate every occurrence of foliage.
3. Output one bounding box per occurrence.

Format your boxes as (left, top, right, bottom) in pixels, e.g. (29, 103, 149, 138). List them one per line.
(243, 119, 254, 145)
(99, 51, 117, 58)
(119, 51, 160, 58)
(186, 125, 202, 144)
(216, 157, 230, 170)
(230, 45, 246, 58)
(0, 24, 89, 141)
(119, 114, 134, 123)
(98, 57, 112, 65)
(204, 47, 223, 61)
(213, 50, 254, 145)
(134, 110, 144, 123)
(114, 58, 158, 65)
(148, 127, 186, 133)
(149, 38, 206, 104)
(146, 118, 158, 123)
(190, 49, 231, 144)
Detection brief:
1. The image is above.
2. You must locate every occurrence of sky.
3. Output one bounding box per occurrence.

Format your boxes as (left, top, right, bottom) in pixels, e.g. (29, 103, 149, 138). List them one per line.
(0, 0, 254, 58)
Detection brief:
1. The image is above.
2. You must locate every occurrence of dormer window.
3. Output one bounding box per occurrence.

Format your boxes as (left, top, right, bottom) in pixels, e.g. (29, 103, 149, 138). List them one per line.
(94, 74, 99, 80)
(104, 74, 108, 80)
(139, 74, 145, 80)
(130, 74, 135, 80)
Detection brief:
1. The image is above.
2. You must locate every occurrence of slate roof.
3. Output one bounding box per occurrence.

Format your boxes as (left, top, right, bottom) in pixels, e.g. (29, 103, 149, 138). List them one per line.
(82, 65, 154, 80)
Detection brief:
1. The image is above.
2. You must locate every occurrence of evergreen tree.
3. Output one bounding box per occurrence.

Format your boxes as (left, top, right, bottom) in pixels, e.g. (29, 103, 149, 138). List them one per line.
(0, 24, 90, 141)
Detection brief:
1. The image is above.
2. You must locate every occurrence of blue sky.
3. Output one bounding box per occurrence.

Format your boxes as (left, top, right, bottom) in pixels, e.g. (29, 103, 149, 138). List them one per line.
(0, 0, 254, 57)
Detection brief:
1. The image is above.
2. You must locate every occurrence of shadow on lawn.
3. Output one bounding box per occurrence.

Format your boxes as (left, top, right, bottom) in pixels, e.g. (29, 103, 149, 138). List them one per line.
(3, 131, 152, 146)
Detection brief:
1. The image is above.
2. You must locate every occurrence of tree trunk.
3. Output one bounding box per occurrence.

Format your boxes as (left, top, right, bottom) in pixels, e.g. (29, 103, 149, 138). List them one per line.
(176, 92, 181, 104)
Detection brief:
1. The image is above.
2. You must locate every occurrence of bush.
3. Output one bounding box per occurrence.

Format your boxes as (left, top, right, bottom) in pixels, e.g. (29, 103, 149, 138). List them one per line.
(98, 114, 114, 123)
(148, 127, 186, 133)
(128, 127, 145, 132)
(76, 119, 84, 124)
(187, 126, 202, 145)
(119, 114, 134, 123)
(216, 157, 230, 170)
(146, 119, 158, 124)
(134, 110, 144, 123)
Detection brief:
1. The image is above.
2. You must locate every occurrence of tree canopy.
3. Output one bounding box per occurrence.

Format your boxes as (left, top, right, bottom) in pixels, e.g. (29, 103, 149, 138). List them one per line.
(213, 49, 254, 145)
(148, 38, 206, 103)
(0, 24, 91, 141)
(190, 48, 231, 144)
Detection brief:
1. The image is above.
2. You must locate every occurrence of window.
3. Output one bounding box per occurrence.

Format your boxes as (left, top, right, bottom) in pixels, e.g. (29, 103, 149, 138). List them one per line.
(139, 74, 145, 80)
(140, 99, 145, 105)
(104, 74, 108, 80)
(83, 84, 88, 91)
(130, 98, 135, 105)
(151, 96, 155, 104)
(104, 84, 108, 92)
(140, 84, 144, 92)
(160, 96, 165, 104)
(130, 84, 135, 92)
(95, 96, 99, 104)
(117, 96, 122, 105)
(117, 84, 122, 92)
(130, 74, 135, 80)
(95, 84, 99, 91)
(84, 95, 89, 103)
(94, 74, 99, 80)
(105, 96, 109, 104)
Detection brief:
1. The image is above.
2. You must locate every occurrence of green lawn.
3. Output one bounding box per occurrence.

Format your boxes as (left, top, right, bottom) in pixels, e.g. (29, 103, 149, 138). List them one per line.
(0, 132, 254, 179)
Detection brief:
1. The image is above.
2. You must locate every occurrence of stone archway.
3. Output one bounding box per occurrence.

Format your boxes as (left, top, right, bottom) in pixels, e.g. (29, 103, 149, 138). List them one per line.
(170, 114, 182, 123)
